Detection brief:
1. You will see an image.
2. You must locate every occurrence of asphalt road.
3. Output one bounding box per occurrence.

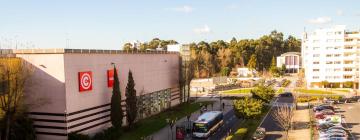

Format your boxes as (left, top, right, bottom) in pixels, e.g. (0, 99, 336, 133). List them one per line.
(337, 102, 360, 140)
(260, 96, 295, 140)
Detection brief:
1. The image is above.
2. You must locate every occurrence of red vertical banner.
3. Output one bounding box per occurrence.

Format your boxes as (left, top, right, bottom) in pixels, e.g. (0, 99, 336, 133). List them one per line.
(107, 69, 115, 87)
(78, 71, 93, 92)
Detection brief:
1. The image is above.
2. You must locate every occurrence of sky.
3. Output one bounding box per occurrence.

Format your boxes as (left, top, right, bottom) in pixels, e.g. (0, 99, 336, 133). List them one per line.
(0, 0, 360, 49)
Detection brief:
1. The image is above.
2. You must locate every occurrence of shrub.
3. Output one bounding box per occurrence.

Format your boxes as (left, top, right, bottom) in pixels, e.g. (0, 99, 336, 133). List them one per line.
(296, 95, 343, 103)
(233, 128, 248, 139)
(233, 97, 264, 119)
(68, 133, 90, 140)
(225, 135, 233, 140)
(251, 83, 275, 103)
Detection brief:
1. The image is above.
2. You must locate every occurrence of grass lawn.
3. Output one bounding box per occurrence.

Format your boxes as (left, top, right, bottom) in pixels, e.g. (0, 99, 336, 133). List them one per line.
(118, 101, 214, 140)
(294, 88, 335, 94)
(333, 89, 350, 93)
(221, 88, 252, 95)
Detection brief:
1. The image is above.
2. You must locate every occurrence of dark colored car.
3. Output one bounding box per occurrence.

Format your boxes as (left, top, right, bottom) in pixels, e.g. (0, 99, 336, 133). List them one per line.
(279, 92, 292, 97)
(347, 96, 360, 103)
(313, 105, 335, 112)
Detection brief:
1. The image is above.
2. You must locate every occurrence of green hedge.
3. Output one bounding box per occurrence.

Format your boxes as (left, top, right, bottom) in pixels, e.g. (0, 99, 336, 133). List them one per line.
(296, 95, 343, 103)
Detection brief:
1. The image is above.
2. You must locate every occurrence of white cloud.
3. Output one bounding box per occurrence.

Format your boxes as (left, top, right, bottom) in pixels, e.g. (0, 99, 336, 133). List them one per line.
(193, 25, 211, 34)
(337, 10, 343, 16)
(171, 5, 193, 13)
(307, 16, 332, 24)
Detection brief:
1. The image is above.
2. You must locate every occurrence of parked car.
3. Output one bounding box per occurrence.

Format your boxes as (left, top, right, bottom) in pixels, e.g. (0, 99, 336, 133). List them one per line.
(319, 129, 346, 137)
(317, 122, 336, 131)
(319, 133, 347, 140)
(347, 96, 360, 103)
(279, 92, 292, 97)
(327, 126, 348, 132)
(313, 105, 335, 112)
(252, 127, 266, 140)
(315, 110, 335, 119)
(319, 132, 347, 139)
(318, 115, 342, 126)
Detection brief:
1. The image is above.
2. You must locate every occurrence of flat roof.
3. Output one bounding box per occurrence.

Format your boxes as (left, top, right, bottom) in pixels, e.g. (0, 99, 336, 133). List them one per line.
(280, 52, 301, 57)
(11, 48, 179, 54)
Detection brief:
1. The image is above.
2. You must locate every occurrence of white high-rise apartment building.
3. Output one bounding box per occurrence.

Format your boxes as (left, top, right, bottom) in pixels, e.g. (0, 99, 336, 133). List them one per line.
(302, 25, 360, 88)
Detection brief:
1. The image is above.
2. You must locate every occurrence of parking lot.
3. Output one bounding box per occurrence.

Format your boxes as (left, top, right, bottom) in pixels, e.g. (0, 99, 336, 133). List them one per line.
(337, 102, 360, 139)
(312, 101, 360, 140)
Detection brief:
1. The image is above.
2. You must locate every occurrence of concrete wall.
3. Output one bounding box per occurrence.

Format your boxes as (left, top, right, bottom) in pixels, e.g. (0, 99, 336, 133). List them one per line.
(63, 53, 180, 135)
(17, 54, 67, 140)
(16, 52, 180, 140)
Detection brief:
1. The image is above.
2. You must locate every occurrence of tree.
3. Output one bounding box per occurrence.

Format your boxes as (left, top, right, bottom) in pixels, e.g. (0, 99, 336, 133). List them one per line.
(110, 66, 123, 129)
(247, 54, 257, 70)
(272, 105, 293, 138)
(233, 97, 264, 119)
(280, 64, 287, 76)
(0, 58, 35, 140)
(123, 43, 133, 51)
(125, 70, 137, 128)
(321, 80, 329, 89)
(269, 56, 279, 76)
(251, 82, 275, 103)
(220, 67, 231, 76)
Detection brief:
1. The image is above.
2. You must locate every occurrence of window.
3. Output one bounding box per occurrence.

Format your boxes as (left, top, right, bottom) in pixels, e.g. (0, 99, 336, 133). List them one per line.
(326, 54, 332, 57)
(326, 61, 333, 64)
(313, 69, 320, 72)
(313, 47, 320, 50)
(313, 40, 320, 43)
(326, 46, 334, 50)
(334, 54, 341, 57)
(344, 68, 352, 71)
(313, 54, 320, 57)
(325, 68, 332, 72)
(334, 68, 341, 72)
(344, 61, 353, 64)
(334, 76, 341, 79)
(327, 39, 334, 42)
(335, 39, 342, 42)
(313, 76, 319, 79)
(334, 61, 341, 64)
(313, 61, 320, 64)
(344, 46, 353, 49)
(325, 76, 332, 79)
(335, 31, 342, 35)
(344, 75, 353, 79)
(346, 39, 354, 42)
(334, 46, 341, 49)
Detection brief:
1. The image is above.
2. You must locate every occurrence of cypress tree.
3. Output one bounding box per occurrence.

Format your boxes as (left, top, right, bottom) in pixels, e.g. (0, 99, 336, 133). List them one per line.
(125, 70, 137, 128)
(110, 67, 123, 128)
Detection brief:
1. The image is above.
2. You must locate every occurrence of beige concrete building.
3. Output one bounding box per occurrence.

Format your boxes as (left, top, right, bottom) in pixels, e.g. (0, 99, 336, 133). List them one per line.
(10, 49, 180, 140)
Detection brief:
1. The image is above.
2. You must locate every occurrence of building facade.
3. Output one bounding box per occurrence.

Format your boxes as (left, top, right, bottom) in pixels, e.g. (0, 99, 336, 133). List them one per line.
(302, 25, 360, 88)
(12, 49, 180, 140)
(276, 52, 301, 73)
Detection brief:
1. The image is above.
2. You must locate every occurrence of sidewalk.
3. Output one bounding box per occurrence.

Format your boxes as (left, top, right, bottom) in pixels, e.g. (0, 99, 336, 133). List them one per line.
(288, 104, 311, 140)
(150, 100, 232, 140)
